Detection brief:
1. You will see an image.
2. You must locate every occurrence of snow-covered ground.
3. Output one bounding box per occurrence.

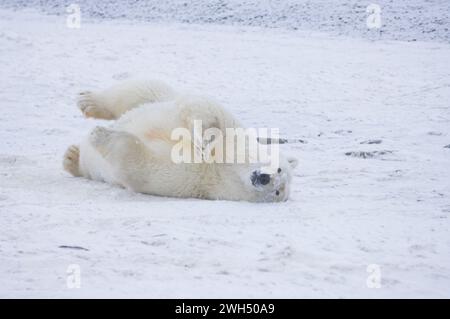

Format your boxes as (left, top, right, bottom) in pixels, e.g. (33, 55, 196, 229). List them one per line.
(0, 6, 450, 298)
(2, 0, 450, 42)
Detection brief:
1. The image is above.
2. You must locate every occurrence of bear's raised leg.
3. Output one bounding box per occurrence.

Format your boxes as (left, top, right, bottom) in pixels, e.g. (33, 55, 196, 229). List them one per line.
(77, 79, 177, 120)
(88, 126, 150, 189)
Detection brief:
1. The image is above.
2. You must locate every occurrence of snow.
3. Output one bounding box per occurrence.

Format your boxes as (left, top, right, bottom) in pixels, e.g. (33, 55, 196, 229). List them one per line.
(2, 0, 450, 42)
(0, 6, 450, 298)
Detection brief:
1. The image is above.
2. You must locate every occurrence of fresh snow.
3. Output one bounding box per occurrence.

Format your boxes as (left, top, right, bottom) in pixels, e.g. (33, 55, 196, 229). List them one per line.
(0, 6, 449, 298)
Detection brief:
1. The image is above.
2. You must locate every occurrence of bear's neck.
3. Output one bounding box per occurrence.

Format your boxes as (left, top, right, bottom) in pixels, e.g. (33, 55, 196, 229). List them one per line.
(202, 164, 260, 202)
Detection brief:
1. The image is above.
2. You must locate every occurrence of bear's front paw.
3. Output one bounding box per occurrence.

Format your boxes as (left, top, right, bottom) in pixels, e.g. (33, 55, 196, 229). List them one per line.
(89, 126, 114, 148)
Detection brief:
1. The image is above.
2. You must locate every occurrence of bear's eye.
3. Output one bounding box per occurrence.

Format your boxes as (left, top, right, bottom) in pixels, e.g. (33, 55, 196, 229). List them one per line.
(275, 190, 280, 196)
(277, 168, 282, 173)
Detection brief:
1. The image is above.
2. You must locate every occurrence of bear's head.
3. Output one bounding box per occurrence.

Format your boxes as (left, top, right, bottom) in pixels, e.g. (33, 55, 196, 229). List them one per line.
(239, 154, 298, 202)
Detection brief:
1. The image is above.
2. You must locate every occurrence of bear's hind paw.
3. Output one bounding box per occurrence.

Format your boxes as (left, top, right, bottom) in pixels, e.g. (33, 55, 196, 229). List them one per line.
(63, 145, 81, 177)
(77, 91, 115, 120)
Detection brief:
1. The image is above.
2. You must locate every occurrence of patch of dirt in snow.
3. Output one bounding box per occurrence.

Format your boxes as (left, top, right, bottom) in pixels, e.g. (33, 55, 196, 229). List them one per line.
(344, 150, 395, 159)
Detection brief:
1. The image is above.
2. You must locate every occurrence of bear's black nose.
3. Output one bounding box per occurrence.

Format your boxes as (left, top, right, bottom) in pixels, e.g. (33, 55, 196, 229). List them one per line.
(251, 171, 272, 186)
(258, 173, 271, 185)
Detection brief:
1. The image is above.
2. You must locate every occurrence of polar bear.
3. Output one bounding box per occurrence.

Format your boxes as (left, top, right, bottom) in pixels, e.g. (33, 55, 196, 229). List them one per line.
(63, 79, 298, 202)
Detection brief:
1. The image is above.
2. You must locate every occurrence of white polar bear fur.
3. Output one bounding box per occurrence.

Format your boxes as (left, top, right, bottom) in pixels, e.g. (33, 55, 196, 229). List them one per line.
(64, 79, 298, 202)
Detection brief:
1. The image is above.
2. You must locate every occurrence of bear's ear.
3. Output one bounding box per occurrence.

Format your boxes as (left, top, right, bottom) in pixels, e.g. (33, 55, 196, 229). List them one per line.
(287, 156, 298, 169)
